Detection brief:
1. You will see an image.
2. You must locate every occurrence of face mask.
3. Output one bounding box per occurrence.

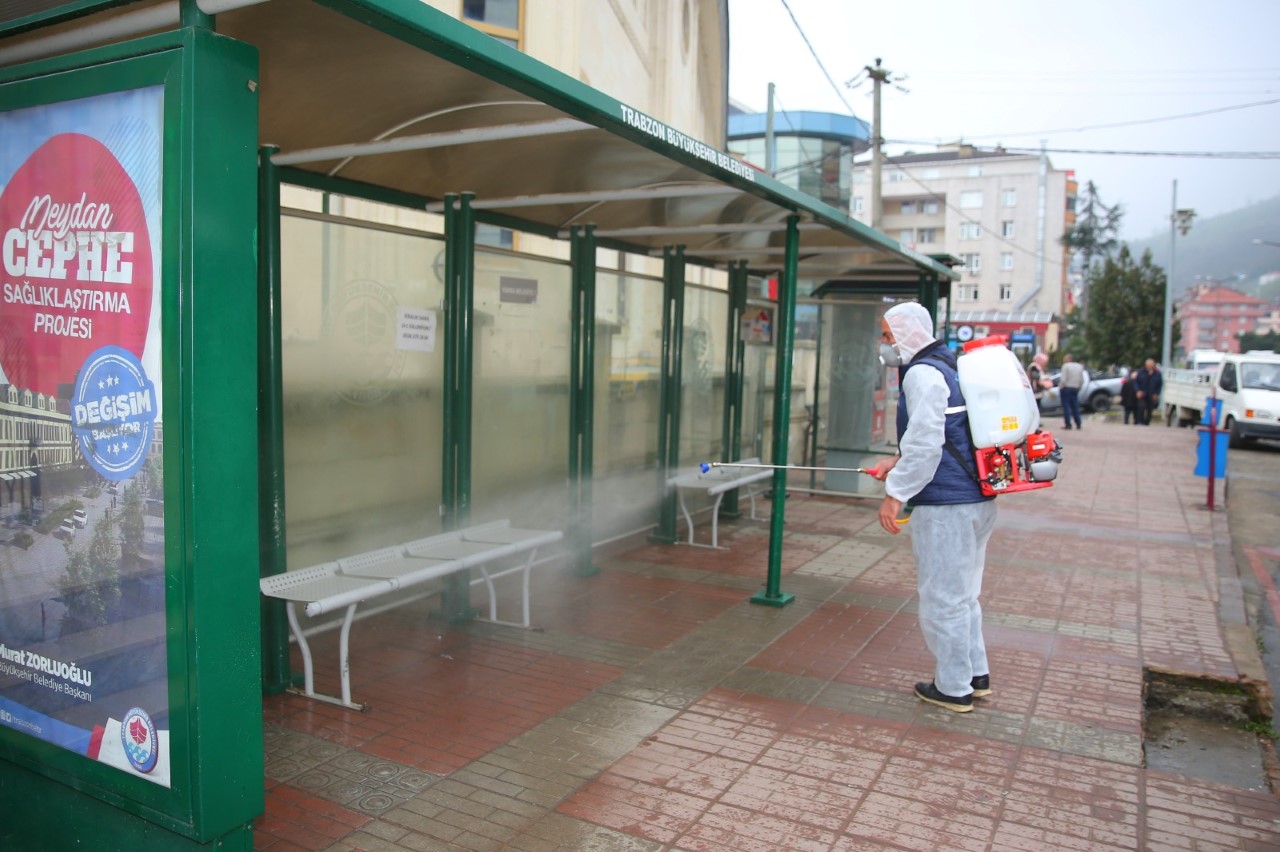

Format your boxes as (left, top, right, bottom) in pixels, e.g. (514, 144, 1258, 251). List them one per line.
(879, 342, 902, 367)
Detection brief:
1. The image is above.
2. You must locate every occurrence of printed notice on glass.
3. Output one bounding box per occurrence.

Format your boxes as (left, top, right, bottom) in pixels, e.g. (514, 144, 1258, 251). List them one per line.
(0, 87, 171, 786)
(396, 307, 436, 352)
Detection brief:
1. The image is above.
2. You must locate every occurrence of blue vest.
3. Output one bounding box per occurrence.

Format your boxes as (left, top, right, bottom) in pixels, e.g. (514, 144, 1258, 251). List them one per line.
(896, 341, 992, 506)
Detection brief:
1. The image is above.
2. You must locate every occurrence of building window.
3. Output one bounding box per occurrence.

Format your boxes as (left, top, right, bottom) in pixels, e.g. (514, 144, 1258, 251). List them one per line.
(888, 170, 906, 182)
(900, 201, 915, 215)
(957, 285, 979, 301)
(917, 227, 937, 243)
(852, 196, 865, 213)
(1001, 220, 1015, 238)
(923, 168, 940, 179)
(968, 165, 983, 177)
(999, 283, 1013, 301)
(960, 253, 981, 273)
(923, 200, 939, 214)
(1000, 252, 1014, 270)
(462, 0, 523, 47)
(899, 229, 914, 242)
(959, 222, 981, 240)
(1002, 188, 1017, 207)
(476, 224, 514, 249)
(960, 190, 983, 209)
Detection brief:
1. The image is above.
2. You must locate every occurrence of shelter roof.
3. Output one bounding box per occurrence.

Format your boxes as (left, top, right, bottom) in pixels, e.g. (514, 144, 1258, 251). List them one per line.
(0, 0, 956, 285)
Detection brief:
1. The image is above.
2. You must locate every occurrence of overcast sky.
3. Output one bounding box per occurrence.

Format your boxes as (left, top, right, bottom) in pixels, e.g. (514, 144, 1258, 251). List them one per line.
(728, 0, 1280, 243)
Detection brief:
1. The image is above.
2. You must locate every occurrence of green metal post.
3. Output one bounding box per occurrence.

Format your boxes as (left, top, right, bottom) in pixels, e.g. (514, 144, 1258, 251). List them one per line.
(920, 273, 940, 332)
(940, 275, 953, 340)
(720, 261, 746, 517)
(752, 217, 799, 607)
(439, 194, 476, 620)
(456, 193, 475, 526)
(808, 301, 823, 492)
(441, 195, 457, 527)
(180, 0, 213, 28)
(573, 222, 601, 573)
(257, 145, 291, 694)
(653, 245, 686, 542)
(568, 226, 582, 503)
(730, 267, 747, 469)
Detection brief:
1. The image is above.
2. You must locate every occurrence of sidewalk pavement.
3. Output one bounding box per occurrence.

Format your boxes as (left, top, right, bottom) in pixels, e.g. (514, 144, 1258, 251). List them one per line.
(256, 418, 1280, 851)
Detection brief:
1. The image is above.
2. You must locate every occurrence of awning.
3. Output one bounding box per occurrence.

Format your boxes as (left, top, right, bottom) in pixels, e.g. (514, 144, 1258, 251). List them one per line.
(0, 0, 957, 286)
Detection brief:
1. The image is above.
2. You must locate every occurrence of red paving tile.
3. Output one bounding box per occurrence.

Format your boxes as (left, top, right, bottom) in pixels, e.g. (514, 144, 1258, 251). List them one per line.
(254, 785, 370, 851)
(258, 423, 1280, 851)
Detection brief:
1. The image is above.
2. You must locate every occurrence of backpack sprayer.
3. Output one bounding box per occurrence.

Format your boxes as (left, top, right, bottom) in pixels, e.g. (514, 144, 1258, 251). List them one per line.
(700, 335, 1061, 499)
(957, 336, 1061, 496)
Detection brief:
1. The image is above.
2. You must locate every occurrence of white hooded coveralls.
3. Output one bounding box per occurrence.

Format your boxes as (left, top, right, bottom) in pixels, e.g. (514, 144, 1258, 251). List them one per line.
(884, 302, 997, 698)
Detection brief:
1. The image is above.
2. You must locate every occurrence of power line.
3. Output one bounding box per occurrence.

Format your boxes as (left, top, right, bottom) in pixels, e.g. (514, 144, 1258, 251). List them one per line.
(776, 0, 858, 117)
(1000, 147, 1280, 159)
(901, 97, 1280, 142)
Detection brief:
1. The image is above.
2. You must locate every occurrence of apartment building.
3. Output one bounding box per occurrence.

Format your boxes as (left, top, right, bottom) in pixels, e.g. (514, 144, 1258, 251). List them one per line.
(1176, 281, 1276, 354)
(852, 144, 1077, 326)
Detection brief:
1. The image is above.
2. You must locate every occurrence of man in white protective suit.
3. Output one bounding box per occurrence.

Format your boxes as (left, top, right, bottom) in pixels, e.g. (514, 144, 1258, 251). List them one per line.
(867, 302, 998, 713)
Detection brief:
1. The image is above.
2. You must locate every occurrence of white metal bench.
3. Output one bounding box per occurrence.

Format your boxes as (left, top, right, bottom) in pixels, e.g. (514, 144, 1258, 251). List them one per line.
(259, 520, 562, 710)
(666, 457, 772, 548)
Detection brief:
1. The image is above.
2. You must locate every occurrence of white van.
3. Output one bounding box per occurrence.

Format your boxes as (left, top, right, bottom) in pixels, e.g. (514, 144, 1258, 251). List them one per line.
(1215, 351, 1280, 447)
(1186, 349, 1225, 372)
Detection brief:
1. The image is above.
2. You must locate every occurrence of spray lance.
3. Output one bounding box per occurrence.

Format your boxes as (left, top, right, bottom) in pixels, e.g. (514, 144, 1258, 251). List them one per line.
(698, 461, 868, 474)
(698, 461, 911, 524)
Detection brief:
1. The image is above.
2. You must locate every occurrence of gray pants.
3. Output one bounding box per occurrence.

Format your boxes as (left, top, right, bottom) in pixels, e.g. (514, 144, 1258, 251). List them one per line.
(909, 501, 998, 697)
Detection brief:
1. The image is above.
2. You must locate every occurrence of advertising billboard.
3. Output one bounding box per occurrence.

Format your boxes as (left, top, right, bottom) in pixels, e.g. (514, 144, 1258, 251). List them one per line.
(0, 86, 169, 786)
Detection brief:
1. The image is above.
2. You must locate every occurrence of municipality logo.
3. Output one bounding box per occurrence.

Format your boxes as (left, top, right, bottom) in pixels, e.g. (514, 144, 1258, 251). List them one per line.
(120, 706, 158, 774)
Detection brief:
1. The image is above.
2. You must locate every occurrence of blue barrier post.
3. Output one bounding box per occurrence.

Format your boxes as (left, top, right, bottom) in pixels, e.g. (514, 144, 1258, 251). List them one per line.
(1194, 392, 1225, 509)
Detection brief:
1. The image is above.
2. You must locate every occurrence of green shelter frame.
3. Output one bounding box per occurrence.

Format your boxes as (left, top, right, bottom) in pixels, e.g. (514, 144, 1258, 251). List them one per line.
(0, 0, 957, 846)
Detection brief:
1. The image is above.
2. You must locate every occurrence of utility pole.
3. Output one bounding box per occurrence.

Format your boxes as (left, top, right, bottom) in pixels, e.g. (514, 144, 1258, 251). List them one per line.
(866, 58, 888, 230)
(1164, 180, 1196, 367)
(847, 60, 906, 229)
(765, 82, 776, 177)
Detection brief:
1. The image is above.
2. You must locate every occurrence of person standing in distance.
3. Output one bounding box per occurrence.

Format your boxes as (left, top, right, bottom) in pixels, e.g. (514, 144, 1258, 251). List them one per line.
(1134, 358, 1163, 425)
(867, 302, 998, 713)
(1059, 353, 1085, 430)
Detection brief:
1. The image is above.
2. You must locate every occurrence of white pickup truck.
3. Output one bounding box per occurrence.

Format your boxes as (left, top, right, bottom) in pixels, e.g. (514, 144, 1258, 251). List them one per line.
(1163, 351, 1280, 447)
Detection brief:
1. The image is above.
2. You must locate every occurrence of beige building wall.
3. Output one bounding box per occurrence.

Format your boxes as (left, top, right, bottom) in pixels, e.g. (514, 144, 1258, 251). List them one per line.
(289, 1, 729, 285)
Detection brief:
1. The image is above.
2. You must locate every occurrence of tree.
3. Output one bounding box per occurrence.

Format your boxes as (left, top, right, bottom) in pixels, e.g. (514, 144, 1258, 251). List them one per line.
(1082, 245, 1166, 369)
(1238, 330, 1280, 353)
(1061, 182, 1124, 320)
(120, 481, 146, 568)
(58, 517, 121, 629)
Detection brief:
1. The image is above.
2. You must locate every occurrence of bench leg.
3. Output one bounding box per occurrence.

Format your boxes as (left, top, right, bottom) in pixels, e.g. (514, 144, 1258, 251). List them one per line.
(473, 548, 538, 629)
(285, 601, 367, 711)
(710, 493, 726, 549)
(677, 487, 696, 545)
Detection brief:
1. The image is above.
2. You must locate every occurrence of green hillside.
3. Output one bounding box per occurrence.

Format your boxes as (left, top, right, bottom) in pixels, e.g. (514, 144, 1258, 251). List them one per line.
(1128, 194, 1280, 301)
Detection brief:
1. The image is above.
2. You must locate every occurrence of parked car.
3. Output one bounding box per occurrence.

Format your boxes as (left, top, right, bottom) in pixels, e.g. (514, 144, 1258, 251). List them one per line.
(1038, 367, 1126, 415)
(72, 508, 88, 528)
(56, 519, 76, 540)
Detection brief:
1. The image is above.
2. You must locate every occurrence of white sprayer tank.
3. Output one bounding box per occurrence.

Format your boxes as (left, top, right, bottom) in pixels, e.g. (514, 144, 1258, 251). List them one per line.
(957, 336, 1040, 449)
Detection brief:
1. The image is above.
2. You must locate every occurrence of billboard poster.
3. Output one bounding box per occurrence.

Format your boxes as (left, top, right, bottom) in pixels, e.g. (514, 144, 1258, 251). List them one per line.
(0, 87, 169, 786)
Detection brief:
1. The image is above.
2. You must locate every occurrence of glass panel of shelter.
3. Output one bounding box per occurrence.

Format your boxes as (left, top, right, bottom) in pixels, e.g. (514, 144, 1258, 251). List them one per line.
(278, 205, 778, 563)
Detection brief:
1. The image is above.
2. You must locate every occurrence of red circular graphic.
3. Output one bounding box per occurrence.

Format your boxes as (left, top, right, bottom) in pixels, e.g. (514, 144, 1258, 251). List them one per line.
(0, 133, 153, 396)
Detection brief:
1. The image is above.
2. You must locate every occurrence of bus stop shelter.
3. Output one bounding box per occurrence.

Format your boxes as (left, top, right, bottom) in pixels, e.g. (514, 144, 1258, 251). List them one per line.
(0, 1, 957, 846)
